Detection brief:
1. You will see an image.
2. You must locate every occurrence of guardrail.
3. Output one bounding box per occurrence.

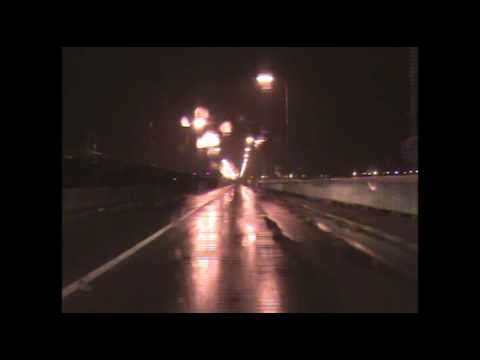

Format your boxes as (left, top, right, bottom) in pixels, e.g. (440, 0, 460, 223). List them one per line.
(258, 175, 418, 215)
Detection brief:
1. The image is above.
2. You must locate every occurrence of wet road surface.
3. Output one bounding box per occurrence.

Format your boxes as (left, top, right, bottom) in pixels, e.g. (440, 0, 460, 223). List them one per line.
(62, 185, 417, 313)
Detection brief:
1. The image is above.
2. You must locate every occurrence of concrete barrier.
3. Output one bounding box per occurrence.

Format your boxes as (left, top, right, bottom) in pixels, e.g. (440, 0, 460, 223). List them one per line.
(258, 175, 418, 215)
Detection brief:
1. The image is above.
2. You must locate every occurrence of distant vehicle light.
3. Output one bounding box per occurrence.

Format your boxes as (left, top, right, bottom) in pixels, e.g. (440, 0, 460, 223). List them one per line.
(394, 171, 399, 175)
(373, 171, 378, 176)
(352, 171, 357, 176)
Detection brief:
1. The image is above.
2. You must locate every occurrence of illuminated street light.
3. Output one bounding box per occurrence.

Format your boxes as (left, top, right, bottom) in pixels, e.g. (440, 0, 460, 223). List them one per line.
(194, 106, 209, 119)
(394, 171, 399, 175)
(416, 170, 418, 173)
(192, 117, 207, 131)
(373, 171, 378, 176)
(219, 121, 232, 135)
(196, 131, 220, 149)
(256, 73, 274, 91)
(180, 116, 190, 127)
(246, 136, 255, 144)
(352, 171, 357, 176)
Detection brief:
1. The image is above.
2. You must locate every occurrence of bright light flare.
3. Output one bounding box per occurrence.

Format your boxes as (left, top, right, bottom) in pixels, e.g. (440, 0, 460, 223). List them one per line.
(220, 159, 239, 180)
(373, 171, 378, 176)
(246, 136, 255, 144)
(352, 171, 357, 176)
(196, 131, 221, 149)
(245, 147, 251, 152)
(193, 117, 207, 131)
(180, 116, 190, 127)
(219, 121, 232, 135)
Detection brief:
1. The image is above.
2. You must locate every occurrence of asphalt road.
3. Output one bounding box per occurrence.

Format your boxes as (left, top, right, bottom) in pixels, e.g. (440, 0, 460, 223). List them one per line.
(62, 185, 417, 313)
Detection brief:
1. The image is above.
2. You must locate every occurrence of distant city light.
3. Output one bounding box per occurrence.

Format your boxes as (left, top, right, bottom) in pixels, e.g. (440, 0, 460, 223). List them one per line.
(394, 171, 399, 175)
(352, 171, 357, 176)
(289, 173, 294, 179)
(386, 171, 390, 175)
(192, 117, 207, 131)
(246, 136, 255, 144)
(196, 131, 220, 149)
(367, 172, 372, 176)
(173, 177, 177, 181)
(180, 116, 190, 127)
(416, 170, 418, 173)
(409, 170, 413, 174)
(373, 171, 378, 176)
(245, 147, 251, 152)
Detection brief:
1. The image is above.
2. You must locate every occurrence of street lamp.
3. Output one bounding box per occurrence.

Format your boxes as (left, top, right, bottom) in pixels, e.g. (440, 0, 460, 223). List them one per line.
(256, 72, 289, 175)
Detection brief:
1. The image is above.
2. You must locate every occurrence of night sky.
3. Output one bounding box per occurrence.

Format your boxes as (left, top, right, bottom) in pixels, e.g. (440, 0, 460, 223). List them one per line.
(62, 47, 414, 177)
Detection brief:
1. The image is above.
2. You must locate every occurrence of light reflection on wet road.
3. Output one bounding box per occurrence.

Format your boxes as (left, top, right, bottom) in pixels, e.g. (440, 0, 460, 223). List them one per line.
(62, 185, 417, 313)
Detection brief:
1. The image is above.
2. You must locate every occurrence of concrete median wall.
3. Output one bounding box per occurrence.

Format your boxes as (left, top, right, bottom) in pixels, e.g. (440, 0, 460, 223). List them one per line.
(259, 175, 418, 215)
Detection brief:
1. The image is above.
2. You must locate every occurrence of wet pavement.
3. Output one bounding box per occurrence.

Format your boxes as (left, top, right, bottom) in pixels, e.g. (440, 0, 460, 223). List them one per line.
(62, 185, 417, 313)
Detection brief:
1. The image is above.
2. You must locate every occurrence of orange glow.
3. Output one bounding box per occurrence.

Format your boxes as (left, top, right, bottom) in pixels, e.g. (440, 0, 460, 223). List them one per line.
(219, 121, 232, 135)
(193, 117, 207, 131)
(196, 131, 220, 149)
(180, 116, 190, 127)
(194, 106, 209, 119)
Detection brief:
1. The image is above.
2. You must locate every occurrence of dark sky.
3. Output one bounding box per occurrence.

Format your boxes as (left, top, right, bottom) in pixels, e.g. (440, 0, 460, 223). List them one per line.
(62, 47, 413, 176)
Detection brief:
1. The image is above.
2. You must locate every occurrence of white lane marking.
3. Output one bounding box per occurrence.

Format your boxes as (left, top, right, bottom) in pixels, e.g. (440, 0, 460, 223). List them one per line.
(62, 186, 232, 300)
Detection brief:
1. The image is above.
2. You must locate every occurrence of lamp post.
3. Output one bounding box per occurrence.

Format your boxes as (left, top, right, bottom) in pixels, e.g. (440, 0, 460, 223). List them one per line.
(256, 72, 289, 176)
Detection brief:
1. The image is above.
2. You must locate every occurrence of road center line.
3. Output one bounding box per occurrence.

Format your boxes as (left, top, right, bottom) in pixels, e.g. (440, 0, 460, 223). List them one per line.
(62, 186, 232, 300)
